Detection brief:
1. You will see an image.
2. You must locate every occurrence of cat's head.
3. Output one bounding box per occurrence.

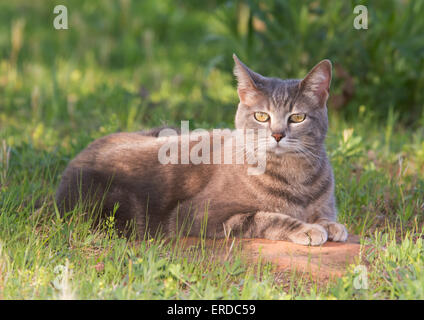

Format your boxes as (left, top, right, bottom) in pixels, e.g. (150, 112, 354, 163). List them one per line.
(233, 54, 331, 156)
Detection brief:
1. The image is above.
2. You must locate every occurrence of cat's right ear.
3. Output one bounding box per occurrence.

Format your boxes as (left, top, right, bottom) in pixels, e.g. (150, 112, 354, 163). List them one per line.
(233, 54, 264, 106)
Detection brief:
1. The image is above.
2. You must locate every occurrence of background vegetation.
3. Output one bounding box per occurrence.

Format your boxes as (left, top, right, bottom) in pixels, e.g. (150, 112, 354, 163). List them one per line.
(0, 0, 423, 299)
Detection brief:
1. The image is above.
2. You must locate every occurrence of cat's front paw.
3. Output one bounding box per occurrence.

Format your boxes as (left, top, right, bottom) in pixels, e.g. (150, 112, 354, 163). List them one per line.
(288, 224, 328, 246)
(324, 222, 348, 242)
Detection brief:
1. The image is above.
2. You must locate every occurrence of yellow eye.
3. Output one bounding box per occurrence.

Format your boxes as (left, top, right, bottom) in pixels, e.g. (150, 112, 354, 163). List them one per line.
(254, 112, 270, 122)
(289, 113, 306, 123)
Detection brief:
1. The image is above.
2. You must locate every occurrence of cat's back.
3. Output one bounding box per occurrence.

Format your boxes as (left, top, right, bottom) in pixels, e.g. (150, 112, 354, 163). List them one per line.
(56, 132, 161, 210)
(67, 132, 162, 172)
(55, 130, 215, 215)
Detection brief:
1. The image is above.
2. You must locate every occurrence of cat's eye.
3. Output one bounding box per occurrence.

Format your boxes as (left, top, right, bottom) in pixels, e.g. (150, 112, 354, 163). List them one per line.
(254, 112, 270, 122)
(289, 113, 306, 123)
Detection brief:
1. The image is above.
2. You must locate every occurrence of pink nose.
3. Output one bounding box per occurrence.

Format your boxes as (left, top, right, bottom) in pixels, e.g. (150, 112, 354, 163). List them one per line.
(271, 133, 284, 142)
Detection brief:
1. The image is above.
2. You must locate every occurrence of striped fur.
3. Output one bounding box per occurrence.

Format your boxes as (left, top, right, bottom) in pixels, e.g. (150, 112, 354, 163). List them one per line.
(55, 56, 348, 246)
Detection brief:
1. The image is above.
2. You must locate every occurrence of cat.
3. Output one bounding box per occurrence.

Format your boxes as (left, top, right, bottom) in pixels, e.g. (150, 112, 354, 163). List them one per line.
(55, 54, 348, 246)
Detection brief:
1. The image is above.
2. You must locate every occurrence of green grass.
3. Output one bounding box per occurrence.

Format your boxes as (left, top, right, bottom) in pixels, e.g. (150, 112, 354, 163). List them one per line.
(1, 0, 424, 299)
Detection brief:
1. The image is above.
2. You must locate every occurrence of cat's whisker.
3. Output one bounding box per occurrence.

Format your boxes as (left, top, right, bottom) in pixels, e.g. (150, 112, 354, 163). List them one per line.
(284, 140, 322, 161)
(281, 142, 318, 167)
(286, 145, 315, 167)
(294, 146, 321, 164)
(232, 135, 269, 161)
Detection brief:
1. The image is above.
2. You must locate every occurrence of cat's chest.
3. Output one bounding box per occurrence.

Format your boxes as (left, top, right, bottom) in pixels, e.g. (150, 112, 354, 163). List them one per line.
(244, 169, 319, 215)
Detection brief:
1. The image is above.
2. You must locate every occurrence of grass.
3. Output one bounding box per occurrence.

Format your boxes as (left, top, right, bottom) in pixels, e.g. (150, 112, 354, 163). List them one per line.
(1, 0, 424, 299)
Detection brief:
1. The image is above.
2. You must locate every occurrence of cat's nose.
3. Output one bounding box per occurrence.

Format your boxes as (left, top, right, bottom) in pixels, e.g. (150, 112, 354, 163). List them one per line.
(271, 132, 285, 142)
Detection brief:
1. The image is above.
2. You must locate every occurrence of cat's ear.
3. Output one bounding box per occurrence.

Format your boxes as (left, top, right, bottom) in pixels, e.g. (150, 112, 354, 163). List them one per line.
(233, 54, 265, 106)
(300, 60, 332, 106)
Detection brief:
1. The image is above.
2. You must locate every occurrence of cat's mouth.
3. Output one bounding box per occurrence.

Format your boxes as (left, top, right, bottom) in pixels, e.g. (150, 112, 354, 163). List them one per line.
(267, 138, 302, 156)
(267, 142, 287, 155)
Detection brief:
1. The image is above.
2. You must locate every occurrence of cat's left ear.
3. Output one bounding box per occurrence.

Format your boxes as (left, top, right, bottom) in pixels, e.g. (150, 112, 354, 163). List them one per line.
(300, 60, 332, 106)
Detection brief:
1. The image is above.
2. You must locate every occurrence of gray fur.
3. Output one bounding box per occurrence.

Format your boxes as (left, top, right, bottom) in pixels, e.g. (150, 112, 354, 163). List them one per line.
(55, 55, 348, 245)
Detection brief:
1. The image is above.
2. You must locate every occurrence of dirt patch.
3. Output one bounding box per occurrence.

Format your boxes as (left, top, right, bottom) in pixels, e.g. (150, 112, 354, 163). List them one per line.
(179, 235, 362, 281)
